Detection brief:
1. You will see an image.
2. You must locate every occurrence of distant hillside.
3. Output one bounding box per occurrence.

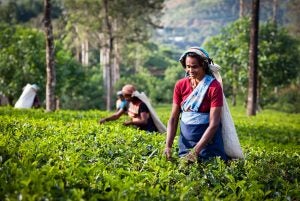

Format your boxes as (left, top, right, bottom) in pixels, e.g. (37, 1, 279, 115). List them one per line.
(154, 0, 290, 49)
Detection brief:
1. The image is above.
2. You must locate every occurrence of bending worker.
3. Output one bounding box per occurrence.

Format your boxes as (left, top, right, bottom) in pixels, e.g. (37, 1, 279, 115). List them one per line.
(99, 84, 166, 133)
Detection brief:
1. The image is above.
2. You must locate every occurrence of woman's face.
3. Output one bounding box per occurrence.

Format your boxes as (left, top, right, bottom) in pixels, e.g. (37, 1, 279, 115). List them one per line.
(185, 56, 205, 80)
(123, 93, 132, 102)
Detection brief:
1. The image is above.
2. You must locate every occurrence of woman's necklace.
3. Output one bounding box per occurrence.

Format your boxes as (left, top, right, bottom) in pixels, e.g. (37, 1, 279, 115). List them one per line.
(190, 78, 200, 89)
(190, 76, 206, 89)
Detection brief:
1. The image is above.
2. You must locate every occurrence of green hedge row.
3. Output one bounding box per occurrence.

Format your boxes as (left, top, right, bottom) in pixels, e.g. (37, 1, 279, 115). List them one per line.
(0, 106, 299, 200)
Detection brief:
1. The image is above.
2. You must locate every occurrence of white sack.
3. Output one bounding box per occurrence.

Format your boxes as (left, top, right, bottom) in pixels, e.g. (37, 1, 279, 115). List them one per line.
(14, 84, 37, 109)
(211, 68, 244, 159)
(221, 95, 244, 159)
(132, 91, 167, 133)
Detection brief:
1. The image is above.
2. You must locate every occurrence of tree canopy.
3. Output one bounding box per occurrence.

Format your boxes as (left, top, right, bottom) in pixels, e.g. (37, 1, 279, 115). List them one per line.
(205, 18, 300, 109)
(0, 0, 299, 112)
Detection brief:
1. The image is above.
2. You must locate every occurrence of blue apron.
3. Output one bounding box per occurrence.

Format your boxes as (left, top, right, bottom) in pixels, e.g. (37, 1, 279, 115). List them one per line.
(179, 75, 228, 161)
(178, 120, 227, 161)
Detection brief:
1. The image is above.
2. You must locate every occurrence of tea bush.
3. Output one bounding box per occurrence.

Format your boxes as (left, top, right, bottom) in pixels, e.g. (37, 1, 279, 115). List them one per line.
(0, 106, 299, 200)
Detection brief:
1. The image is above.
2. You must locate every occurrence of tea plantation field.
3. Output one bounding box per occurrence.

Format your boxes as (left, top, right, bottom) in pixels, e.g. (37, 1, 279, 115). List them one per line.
(0, 106, 299, 200)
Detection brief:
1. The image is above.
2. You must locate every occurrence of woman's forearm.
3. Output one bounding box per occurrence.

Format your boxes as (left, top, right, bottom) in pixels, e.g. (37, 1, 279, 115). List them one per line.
(194, 107, 221, 154)
(194, 124, 219, 154)
(166, 117, 178, 148)
(131, 118, 147, 126)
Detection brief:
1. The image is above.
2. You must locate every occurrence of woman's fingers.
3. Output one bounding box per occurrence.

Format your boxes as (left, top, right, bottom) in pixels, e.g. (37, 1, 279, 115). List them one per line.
(164, 148, 172, 160)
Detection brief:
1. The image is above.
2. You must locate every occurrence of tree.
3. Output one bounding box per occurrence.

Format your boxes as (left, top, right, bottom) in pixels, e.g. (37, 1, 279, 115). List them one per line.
(205, 19, 250, 106)
(286, 0, 300, 37)
(61, 0, 164, 110)
(0, 22, 104, 110)
(99, 0, 164, 110)
(115, 42, 180, 104)
(240, 0, 244, 18)
(100, 0, 113, 110)
(43, 0, 56, 111)
(247, 0, 259, 116)
(205, 17, 299, 110)
(272, 0, 278, 24)
(0, 24, 46, 105)
(258, 23, 299, 100)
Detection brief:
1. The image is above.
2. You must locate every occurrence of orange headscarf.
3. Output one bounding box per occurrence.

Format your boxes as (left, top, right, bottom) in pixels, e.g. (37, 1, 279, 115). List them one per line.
(122, 84, 136, 95)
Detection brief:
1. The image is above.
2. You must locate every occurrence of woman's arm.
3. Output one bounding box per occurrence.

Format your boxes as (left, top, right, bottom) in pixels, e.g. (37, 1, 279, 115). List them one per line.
(99, 109, 125, 124)
(165, 104, 181, 160)
(193, 106, 222, 156)
(124, 112, 149, 126)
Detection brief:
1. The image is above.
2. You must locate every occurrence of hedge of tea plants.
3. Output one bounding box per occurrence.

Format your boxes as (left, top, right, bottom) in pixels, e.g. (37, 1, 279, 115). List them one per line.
(0, 106, 299, 200)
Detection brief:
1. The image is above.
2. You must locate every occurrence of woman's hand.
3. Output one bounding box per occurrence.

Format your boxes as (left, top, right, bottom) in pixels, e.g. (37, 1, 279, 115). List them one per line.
(99, 119, 106, 124)
(184, 149, 198, 163)
(164, 147, 172, 160)
(165, 104, 180, 161)
(123, 120, 133, 126)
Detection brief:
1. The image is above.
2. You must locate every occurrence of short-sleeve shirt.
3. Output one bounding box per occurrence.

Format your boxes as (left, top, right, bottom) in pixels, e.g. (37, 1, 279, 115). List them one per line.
(117, 100, 128, 111)
(128, 98, 158, 132)
(173, 77, 223, 113)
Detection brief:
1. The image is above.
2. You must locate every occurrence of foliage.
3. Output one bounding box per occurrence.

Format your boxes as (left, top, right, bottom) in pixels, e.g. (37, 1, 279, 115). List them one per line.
(0, 23, 103, 109)
(204, 18, 250, 99)
(0, 0, 42, 24)
(118, 42, 182, 104)
(264, 83, 300, 113)
(0, 0, 61, 25)
(156, 0, 299, 49)
(0, 23, 46, 104)
(286, 0, 300, 37)
(55, 53, 104, 110)
(61, 0, 164, 62)
(120, 42, 178, 76)
(115, 71, 157, 103)
(0, 22, 181, 109)
(0, 106, 299, 200)
(157, 65, 187, 103)
(259, 23, 300, 90)
(204, 18, 300, 109)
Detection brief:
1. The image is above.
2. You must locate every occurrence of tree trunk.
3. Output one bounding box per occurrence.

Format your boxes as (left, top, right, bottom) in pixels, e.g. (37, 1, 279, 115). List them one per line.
(99, 33, 111, 110)
(76, 44, 81, 62)
(81, 42, 85, 64)
(256, 73, 262, 112)
(134, 45, 141, 73)
(112, 19, 120, 85)
(272, 0, 278, 24)
(113, 40, 120, 85)
(85, 40, 89, 66)
(75, 26, 81, 62)
(101, 0, 114, 111)
(81, 40, 89, 66)
(239, 0, 244, 18)
(247, 0, 259, 116)
(232, 64, 237, 106)
(44, 0, 56, 112)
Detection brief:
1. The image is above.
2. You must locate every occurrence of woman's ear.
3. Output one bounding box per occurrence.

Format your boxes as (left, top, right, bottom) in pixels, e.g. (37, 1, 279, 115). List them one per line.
(184, 69, 189, 77)
(202, 61, 209, 73)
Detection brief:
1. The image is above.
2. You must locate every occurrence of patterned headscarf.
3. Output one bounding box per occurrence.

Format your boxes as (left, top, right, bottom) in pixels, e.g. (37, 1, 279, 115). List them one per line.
(179, 47, 212, 68)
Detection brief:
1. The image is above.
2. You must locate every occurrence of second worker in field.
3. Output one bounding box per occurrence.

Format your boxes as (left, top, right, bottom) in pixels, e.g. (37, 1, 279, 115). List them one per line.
(99, 84, 166, 133)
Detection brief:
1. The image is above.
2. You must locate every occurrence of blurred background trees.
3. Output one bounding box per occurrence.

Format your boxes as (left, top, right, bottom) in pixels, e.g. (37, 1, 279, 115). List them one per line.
(0, 0, 299, 113)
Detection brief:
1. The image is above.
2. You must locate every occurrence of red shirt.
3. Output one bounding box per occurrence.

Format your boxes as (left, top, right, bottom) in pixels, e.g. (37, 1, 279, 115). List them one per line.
(173, 77, 223, 113)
